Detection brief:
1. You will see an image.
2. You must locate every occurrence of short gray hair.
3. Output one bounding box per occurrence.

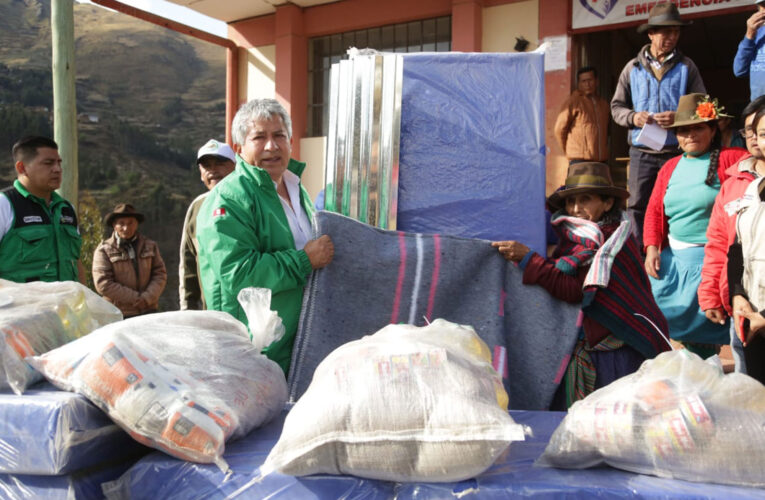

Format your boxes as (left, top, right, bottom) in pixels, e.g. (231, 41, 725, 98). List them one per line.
(231, 98, 293, 146)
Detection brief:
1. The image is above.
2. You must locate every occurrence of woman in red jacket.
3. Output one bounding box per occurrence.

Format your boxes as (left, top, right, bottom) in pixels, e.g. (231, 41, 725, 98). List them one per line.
(644, 94, 748, 358)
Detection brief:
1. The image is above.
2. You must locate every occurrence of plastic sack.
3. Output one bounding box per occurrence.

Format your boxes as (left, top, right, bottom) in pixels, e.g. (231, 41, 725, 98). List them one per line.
(29, 288, 288, 471)
(538, 349, 765, 487)
(263, 318, 525, 482)
(0, 279, 122, 394)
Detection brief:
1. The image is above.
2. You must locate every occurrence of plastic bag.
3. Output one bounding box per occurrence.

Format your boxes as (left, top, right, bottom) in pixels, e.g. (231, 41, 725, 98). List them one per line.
(263, 319, 525, 482)
(0, 279, 122, 394)
(29, 288, 288, 471)
(538, 349, 765, 487)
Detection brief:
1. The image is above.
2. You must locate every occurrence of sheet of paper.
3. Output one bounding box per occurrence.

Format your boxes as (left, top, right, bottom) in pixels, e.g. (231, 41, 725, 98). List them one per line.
(636, 122, 667, 151)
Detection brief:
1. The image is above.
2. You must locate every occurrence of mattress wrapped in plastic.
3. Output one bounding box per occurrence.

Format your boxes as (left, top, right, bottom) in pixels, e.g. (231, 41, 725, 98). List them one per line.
(538, 350, 765, 487)
(0, 383, 146, 475)
(398, 52, 546, 252)
(29, 288, 288, 470)
(0, 279, 122, 394)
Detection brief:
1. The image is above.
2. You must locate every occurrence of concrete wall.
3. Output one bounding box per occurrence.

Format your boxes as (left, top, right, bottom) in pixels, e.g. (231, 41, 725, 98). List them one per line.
(240, 45, 276, 102)
(482, 1, 538, 53)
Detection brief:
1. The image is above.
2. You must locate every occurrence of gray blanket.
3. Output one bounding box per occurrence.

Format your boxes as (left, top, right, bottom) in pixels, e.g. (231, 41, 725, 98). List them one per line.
(288, 212, 580, 410)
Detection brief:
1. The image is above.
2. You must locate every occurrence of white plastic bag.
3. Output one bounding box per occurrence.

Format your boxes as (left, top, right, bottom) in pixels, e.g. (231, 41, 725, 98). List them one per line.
(29, 288, 288, 470)
(0, 279, 122, 394)
(263, 319, 525, 482)
(538, 349, 765, 487)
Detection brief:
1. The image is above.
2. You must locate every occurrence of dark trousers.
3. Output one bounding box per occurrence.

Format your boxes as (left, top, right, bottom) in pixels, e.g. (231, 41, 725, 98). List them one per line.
(627, 147, 678, 247)
(744, 335, 765, 385)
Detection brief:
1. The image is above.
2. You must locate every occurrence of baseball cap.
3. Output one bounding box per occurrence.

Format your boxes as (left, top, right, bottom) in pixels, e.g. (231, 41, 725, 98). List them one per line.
(197, 139, 236, 163)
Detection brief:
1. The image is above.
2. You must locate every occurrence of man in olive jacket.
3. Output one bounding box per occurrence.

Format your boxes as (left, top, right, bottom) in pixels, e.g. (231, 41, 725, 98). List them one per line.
(196, 99, 334, 375)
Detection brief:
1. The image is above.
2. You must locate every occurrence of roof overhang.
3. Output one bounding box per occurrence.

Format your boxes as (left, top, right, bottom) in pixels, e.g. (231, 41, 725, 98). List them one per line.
(164, 0, 340, 24)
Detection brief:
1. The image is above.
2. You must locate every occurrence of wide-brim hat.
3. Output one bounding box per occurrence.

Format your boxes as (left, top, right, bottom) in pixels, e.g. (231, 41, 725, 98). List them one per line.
(104, 203, 145, 227)
(547, 162, 630, 211)
(665, 93, 733, 129)
(637, 3, 692, 34)
(197, 139, 236, 164)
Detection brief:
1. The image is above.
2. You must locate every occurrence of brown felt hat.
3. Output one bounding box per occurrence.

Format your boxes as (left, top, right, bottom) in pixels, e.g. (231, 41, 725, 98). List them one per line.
(104, 203, 145, 227)
(665, 93, 732, 129)
(637, 3, 691, 34)
(547, 162, 629, 211)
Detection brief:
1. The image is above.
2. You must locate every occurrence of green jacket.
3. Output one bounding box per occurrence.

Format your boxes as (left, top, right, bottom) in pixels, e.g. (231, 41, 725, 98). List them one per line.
(196, 157, 314, 374)
(0, 180, 81, 283)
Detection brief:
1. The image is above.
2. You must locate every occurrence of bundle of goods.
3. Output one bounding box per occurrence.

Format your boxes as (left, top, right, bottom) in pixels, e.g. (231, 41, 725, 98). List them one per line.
(0, 279, 122, 394)
(264, 319, 525, 482)
(29, 288, 288, 471)
(538, 349, 765, 487)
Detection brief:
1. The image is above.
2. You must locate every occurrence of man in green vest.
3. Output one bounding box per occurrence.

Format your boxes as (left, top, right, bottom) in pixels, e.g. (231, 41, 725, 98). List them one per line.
(196, 99, 334, 375)
(0, 136, 84, 283)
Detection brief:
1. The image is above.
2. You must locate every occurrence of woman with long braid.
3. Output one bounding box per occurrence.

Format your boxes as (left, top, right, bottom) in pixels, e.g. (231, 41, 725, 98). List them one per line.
(644, 93, 748, 358)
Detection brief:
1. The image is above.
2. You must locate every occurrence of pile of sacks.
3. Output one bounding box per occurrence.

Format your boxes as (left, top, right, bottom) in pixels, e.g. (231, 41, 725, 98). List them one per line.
(538, 349, 765, 488)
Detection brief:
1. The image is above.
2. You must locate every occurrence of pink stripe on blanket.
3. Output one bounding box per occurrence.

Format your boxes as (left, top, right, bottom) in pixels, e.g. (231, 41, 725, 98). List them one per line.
(390, 232, 407, 324)
(493, 345, 508, 379)
(554, 353, 571, 384)
(425, 234, 441, 321)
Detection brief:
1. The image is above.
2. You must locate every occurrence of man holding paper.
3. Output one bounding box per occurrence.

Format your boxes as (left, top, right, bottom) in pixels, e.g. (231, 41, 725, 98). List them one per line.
(611, 3, 705, 246)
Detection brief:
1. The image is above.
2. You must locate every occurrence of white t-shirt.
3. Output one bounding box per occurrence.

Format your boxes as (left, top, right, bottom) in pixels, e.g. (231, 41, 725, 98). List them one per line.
(0, 195, 13, 242)
(275, 170, 313, 250)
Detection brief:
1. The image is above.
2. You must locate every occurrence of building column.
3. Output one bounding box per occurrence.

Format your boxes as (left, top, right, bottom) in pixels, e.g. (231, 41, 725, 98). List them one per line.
(451, 0, 482, 52)
(51, 0, 78, 206)
(539, 0, 572, 195)
(225, 45, 239, 146)
(275, 4, 307, 160)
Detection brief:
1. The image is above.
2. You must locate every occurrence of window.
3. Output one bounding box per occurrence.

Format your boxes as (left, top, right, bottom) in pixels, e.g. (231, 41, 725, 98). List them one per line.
(307, 16, 452, 137)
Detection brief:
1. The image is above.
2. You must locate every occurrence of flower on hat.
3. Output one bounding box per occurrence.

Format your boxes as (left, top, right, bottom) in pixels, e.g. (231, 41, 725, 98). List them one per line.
(692, 95, 724, 121)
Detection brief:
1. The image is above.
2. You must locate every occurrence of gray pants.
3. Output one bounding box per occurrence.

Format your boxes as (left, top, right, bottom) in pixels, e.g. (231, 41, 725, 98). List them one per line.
(627, 147, 678, 247)
(731, 320, 747, 373)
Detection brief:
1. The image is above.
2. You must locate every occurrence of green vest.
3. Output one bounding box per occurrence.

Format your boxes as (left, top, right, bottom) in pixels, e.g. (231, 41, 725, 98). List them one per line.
(0, 180, 81, 283)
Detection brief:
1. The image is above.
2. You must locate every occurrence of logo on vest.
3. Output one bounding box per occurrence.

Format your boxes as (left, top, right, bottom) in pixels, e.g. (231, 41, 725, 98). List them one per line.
(60, 215, 74, 224)
(22, 215, 43, 224)
(213, 207, 226, 217)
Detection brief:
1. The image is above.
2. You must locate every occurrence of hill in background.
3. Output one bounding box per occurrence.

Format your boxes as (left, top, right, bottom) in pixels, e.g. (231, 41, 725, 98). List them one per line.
(0, 0, 227, 310)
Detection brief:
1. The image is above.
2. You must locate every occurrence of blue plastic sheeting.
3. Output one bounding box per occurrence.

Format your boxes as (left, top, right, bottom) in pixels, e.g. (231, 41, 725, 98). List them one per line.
(0, 460, 138, 500)
(0, 383, 147, 475)
(397, 52, 546, 254)
(107, 409, 765, 499)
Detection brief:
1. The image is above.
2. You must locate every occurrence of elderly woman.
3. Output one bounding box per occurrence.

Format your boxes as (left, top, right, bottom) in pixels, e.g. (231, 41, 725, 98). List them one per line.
(644, 94, 748, 358)
(93, 203, 167, 318)
(493, 163, 670, 409)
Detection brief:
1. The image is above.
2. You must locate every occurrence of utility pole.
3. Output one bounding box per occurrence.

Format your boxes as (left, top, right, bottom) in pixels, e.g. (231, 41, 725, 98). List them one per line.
(51, 0, 78, 206)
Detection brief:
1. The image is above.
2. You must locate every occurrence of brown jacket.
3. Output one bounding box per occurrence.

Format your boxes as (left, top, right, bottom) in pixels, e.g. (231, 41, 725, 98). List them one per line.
(553, 90, 609, 162)
(93, 232, 167, 317)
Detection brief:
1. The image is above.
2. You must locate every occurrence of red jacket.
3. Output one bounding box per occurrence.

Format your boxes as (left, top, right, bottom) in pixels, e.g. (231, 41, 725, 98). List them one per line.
(698, 155, 760, 315)
(643, 148, 748, 251)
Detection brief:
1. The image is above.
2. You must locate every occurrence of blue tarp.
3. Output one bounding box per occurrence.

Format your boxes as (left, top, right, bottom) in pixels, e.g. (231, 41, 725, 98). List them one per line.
(397, 52, 546, 254)
(105, 409, 765, 499)
(0, 383, 147, 475)
(0, 461, 138, 500)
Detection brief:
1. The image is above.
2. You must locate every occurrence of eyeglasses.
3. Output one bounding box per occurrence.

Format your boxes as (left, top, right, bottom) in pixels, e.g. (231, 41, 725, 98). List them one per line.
(740, 128, 756, 139)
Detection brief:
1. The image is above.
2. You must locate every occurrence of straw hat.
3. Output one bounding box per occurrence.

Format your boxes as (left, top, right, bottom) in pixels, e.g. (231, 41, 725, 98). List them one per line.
(547, 162, 629, 211)
(665, 93, 732, 129)
(104, 203, 145, 227)
(637, 3, 692, 34)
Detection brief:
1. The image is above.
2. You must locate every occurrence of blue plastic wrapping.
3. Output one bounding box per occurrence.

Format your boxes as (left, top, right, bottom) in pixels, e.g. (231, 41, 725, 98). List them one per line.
(105, 409, 765, 499)
(0, 383, 147, 475)
(397, 52, 546, 254)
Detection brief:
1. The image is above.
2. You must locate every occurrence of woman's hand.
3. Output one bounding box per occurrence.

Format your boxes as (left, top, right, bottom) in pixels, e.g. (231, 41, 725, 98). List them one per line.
(704, 308, 726, 325)
(644, 245, 661, 279)
(732, 295, 760, 346)
(492, 240, 530, 262)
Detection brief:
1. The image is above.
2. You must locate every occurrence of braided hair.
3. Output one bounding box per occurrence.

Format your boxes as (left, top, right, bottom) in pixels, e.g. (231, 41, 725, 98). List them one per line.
(704, 123, 723, 187)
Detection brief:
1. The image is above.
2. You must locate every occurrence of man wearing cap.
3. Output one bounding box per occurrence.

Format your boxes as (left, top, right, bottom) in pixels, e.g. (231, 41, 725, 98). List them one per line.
(0, 136, 85, 284)
(93, 203, 167, 318)
(611, 3, 706, 246)
(197, 99, 334, 375)
(179, 139, 236, 310)
(734, 1, 765, 101)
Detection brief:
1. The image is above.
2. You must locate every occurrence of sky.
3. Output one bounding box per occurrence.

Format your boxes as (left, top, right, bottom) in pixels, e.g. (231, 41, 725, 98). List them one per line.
(78, 0, 227, 37)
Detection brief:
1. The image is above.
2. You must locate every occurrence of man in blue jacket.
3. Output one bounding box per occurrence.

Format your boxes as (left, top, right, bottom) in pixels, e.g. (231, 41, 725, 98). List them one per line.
(734, 0, 765, 101)
(611, 3, 705, 247)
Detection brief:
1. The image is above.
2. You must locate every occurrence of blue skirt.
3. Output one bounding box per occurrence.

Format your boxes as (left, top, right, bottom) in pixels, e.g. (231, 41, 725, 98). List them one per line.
(649, 246, 729, 344)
